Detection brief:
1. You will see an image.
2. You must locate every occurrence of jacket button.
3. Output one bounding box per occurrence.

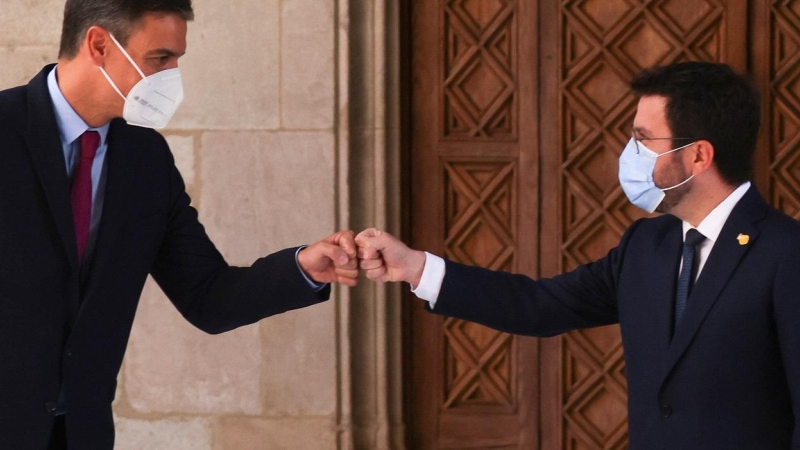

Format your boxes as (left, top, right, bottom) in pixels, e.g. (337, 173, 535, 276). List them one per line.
(660, 404, 672, 418)
(65, 349, 73, 357)
(45, 402, 57, 413)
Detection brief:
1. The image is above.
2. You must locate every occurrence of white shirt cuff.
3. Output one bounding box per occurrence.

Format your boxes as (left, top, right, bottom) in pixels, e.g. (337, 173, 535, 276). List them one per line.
(410, 252, 445, 307)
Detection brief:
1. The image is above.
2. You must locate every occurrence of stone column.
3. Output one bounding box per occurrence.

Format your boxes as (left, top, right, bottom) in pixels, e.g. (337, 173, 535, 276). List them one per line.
(337, 0, 405, 448)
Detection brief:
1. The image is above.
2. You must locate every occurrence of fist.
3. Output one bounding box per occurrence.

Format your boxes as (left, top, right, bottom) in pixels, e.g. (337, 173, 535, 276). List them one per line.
(355, 228, 425, 285)
(298, 230, 359, 287)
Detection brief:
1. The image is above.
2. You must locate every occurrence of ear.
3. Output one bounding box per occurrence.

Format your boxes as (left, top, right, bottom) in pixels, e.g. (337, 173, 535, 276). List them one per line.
(691, 139, 715, 175)
(85, 26, 111, 65)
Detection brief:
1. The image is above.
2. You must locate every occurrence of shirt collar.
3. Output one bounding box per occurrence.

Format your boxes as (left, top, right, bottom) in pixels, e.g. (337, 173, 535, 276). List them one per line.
(683, 181, 751, 243)
(47, 65, 110, 147)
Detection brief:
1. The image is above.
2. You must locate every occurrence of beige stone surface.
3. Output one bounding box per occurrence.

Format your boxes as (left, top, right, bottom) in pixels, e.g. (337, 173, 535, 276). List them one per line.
(0, 1, 63, 46)
(281, 0, 336, 129)
(199, 131, 338, 416)
(0, 46, 58, 90)
(215, 417, 336, 450)
(115, 417, 213, 450)
(261, 300, 337, 416)
(163, 134, 197, 187)
(169, 0, 281, 130)
(124, 278, 262, 415)
(199, 131, 336, 266)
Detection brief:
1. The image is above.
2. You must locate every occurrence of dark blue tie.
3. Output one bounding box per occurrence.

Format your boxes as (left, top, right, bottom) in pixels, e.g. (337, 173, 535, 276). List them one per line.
(674, 229, 706, 327)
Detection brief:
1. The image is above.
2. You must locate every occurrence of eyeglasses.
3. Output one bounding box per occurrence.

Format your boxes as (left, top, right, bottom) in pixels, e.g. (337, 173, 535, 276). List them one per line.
(631, 129, 699, 154)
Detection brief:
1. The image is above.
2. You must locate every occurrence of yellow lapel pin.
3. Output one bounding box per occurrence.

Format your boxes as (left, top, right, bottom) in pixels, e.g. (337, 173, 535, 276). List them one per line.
(737, 233, 750, 246)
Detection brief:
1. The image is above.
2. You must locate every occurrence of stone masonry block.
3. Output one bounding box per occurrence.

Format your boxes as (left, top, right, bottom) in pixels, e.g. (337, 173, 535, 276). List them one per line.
(124, 278, 262, 415)
(199, 131, 335, 266)
(281, 0, 335, 129)
(215, 417, 336, 450)
(0, 47, 58, 90)
(0, 1, 63, 46)
(163, 134, 196, 187)
(168, 0, 281, 130)
(114, 417, 213, 450)
(260, 298, 337, 416)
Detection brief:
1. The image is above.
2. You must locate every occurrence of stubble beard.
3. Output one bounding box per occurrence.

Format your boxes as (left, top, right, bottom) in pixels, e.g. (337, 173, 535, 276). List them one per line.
(654, 155, 693, 214)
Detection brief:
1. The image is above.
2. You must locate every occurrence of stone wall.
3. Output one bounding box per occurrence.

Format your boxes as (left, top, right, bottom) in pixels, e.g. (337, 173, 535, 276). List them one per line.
(0, 0, 405, 448)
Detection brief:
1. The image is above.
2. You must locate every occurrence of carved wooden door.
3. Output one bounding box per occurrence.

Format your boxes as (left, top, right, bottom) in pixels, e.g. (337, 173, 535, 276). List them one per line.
(407, 1, 800, 449)
(408, 0, 540, 448)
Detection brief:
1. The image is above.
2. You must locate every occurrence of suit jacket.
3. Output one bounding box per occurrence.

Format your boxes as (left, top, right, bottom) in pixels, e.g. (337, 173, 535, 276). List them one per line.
(433, 186, 800, 449)
(0, 65, 329, 450)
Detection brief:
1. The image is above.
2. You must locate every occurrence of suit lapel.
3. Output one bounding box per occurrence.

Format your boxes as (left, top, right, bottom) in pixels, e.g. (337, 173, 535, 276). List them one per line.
(651, 223, 683, 348)
(24, 65, 79, 272)
(659, 187, 766, 386)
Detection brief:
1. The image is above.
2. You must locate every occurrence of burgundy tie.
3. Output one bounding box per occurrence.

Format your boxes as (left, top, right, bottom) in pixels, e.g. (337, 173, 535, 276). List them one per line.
(71, 131, 99, 261)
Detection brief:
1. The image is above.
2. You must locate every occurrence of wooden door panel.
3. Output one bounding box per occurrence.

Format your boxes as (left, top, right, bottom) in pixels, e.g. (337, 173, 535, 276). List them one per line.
(409, 0, 539, 448)
(752, 2, 800, 218)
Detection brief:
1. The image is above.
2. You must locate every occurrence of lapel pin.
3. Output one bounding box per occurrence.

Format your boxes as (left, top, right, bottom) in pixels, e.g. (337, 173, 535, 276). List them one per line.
(737, 233, 750, 246)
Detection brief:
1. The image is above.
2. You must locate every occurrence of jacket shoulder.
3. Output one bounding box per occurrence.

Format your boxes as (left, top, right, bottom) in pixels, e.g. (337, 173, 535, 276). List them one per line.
(0, 85, 29, 129)
(624, 214, 680, 240)
(759, 206, 800, 249)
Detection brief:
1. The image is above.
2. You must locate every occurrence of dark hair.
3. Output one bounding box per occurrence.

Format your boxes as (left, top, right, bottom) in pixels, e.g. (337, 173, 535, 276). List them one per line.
(630, 61, 760, 186)
(59, 0, 194, 59)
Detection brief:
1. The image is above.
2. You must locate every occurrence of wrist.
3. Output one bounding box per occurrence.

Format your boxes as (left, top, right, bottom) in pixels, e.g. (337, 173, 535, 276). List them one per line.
(296, 246, 311, 273)
(407, 250, 426, 287)
(294, 245, 308, 272)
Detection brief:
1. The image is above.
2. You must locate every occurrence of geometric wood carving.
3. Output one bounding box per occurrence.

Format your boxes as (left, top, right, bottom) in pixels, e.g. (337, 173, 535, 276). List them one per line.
(769, 2, 800, 219)
(442, 159, 518, 410)
(443, 0, 517, 139)
(417, 0, 529, 444)
(444, 160, 517, 271)
(443, 317, 516, 410)
(562, 327, 628, 449)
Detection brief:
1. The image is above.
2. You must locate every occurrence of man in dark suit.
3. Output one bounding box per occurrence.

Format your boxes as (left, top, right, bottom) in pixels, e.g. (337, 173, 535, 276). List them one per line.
(356, 62, 800, 448)
(0, 1, 359, 449)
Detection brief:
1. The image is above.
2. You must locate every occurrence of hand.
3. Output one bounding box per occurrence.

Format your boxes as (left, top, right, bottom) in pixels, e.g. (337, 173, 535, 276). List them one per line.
(298, 230, 359, 287)
(355, 228, 426, 285)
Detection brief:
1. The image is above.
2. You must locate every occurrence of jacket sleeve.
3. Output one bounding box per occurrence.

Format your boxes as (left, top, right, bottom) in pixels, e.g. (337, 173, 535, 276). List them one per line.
(149, 152, 329, 335)
(430, 221, 642, 337)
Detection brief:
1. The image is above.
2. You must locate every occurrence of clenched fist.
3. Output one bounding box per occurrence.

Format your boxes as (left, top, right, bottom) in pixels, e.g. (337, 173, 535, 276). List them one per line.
(355, 228, 426, 286)
(298, 230, 359, 287)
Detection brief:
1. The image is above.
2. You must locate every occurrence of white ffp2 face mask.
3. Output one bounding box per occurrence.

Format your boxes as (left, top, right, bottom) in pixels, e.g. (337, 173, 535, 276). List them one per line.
(618, 138, 695, 213)
(98, 33, 184, 129)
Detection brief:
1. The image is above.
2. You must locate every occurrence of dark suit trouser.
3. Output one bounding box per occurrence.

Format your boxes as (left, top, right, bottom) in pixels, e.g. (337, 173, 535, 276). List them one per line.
(48, 416, 66, 450)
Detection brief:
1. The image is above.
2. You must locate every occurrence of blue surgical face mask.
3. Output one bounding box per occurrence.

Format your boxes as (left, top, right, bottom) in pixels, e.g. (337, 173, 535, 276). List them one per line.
(618, 138, 695, 213)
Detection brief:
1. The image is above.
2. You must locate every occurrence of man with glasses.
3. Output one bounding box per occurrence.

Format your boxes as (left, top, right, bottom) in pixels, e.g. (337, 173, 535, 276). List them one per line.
(356, 61, 800, 448)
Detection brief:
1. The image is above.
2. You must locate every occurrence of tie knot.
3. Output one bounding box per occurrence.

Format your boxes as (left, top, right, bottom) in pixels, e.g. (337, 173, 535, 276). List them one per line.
(80, 130, 100, 160)
(684, 229, 705, 247)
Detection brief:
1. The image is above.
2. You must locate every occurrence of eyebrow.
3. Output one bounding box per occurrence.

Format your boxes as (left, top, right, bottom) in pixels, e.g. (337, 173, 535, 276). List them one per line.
(145, 48, 185, 58)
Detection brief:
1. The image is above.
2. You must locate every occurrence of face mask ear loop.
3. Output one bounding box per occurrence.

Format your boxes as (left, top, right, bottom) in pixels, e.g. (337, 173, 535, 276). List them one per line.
(98, 66, 127, 101)
(661, 174, 695, 191)
(107, 33, 148, 82)
(656, 140, 697, 158)
(654, 140, 696, 191)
